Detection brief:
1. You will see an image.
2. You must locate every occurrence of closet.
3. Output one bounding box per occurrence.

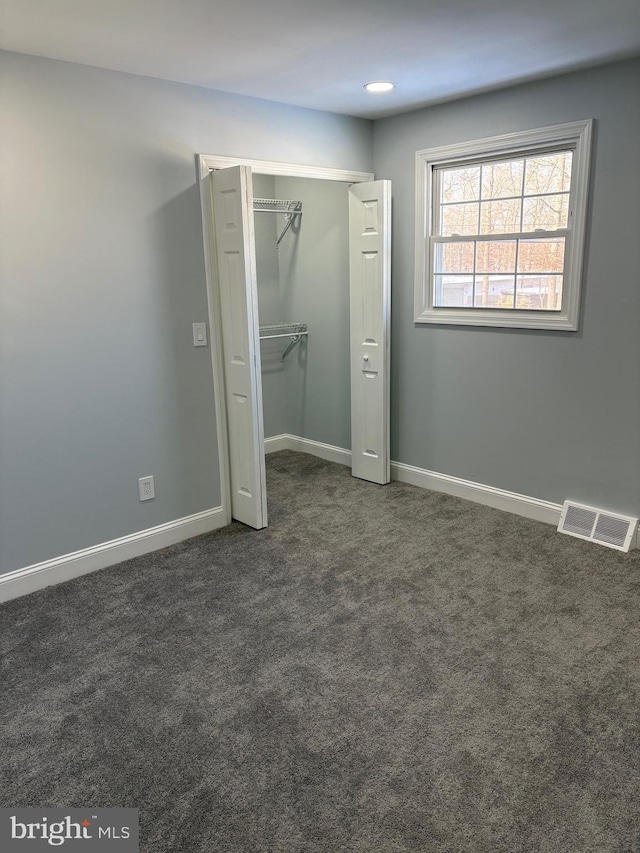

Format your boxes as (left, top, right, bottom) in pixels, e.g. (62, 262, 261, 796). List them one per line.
(253, 174, 351, 454)
(206, 159, 390, 530)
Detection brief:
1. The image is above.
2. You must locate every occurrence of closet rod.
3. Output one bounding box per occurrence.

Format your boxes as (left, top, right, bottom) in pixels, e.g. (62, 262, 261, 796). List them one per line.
(253, 197, 302, 246)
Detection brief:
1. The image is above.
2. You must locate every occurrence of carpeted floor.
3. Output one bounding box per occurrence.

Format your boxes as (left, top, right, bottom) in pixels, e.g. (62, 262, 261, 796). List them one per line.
(2, 450, 639, 852)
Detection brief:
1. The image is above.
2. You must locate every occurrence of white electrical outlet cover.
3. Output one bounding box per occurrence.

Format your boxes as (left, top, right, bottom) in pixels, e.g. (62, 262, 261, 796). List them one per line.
(138, 476, 155, 501)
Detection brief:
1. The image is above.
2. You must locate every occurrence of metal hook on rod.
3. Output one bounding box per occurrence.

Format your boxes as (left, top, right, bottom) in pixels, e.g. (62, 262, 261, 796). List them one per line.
(253, 198, 302, 246)
(276, 213, 296, 246)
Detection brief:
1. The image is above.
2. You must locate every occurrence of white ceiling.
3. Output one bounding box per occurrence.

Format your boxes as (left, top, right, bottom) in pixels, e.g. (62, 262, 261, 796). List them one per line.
(2, 0, 639, 119)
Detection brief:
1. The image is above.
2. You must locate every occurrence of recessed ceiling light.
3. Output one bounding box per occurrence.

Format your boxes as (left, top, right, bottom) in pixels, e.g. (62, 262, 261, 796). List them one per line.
(364, 81, 394, 93)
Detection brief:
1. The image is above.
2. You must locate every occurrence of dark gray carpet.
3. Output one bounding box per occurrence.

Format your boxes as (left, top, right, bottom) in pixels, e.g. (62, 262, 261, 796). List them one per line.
(2, 450, 640, 852)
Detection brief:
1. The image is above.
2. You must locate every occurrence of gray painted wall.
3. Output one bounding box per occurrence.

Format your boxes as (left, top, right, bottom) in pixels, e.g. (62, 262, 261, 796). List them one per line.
(3, 48, 637, 580)
(275, 177, 351, 450)
(373, 58, 640, 514)
(0, 50, 372, 575)
(255, 175, 351, 446)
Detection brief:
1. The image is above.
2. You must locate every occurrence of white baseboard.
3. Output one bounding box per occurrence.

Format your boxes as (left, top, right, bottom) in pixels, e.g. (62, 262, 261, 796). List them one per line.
(264, 434, 290, 454)
(265, 434, 352, 466)
(390, 461, 562, 526)
(266, 434, 563, 527)
(5, 440, 631, 605)
(286, 435, 352, 466)
(0, 507, 226, 604)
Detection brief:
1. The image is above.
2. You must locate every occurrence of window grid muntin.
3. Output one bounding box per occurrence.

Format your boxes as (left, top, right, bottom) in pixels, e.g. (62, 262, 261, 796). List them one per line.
(432, 147, 574, 312)
(436, 150, 572, 216)
(514, 157, 526, 302)
(431, 233, 568, 311)
(434, 274, 564, 312)
(439, 189, 571, 211)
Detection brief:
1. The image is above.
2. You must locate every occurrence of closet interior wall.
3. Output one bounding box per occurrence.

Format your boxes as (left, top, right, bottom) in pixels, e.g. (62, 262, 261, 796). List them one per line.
(254, 174, 287, 438)
(255, 175, 351, 450)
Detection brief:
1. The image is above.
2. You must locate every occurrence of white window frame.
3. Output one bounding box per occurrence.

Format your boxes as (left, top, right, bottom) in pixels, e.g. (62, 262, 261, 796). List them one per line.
(414, 120, 593, 330)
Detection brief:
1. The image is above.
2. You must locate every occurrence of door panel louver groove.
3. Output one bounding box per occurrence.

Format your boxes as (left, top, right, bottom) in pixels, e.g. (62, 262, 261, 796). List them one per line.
(558, 501, 638, 552)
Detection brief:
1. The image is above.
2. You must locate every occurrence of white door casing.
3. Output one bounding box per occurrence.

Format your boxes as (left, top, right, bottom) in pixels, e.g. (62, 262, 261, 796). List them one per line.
(349, 180, 391, 484)
(212, 165, 267, 528)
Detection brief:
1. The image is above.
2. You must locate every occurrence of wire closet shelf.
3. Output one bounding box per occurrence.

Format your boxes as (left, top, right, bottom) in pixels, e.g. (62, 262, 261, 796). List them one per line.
(253, 197, 302, 246)
(259, 323, 308, 361)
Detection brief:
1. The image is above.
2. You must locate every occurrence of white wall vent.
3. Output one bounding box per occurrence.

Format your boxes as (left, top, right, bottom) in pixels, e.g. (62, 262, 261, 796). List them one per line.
(558, 501, 638, 552)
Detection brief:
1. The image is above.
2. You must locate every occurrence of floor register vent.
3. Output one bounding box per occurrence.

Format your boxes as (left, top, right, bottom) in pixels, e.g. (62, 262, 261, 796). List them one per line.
(558, 501, 638, 552)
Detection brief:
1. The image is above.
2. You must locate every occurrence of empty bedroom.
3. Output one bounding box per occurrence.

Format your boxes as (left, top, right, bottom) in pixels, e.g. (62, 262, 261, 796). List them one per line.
(1, 1, 639, 851)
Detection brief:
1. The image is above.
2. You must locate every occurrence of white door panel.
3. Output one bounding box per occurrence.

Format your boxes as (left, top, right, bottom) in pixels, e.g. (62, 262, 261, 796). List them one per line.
(212, 166, 267, 528)
(349, 180, 391, 484)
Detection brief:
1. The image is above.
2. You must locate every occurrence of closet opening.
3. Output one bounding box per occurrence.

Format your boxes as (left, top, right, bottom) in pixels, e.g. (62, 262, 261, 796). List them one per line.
(254, 174, 352, 462)
(198, 154, 391, 531)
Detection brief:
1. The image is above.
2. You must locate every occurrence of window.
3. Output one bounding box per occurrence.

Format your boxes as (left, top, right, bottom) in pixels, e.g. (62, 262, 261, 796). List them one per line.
(415, 121, 592, 330)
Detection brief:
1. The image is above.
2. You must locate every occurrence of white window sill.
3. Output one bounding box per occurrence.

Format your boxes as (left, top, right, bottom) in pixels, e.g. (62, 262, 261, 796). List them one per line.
(415, 307, 578, 331)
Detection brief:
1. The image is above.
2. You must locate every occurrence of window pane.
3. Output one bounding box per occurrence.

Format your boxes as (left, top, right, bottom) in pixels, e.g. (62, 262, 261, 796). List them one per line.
(516, 275, 563, 310)
(436, 241, 474, 274)
(473, 275, 515, 307)
(441, 166, 480, 203)
(480, 198, 521, 234)
(524, 152, 572, 196)
(476, 240, 516, 274)
(518, 238, 565, 273)
(522, 194, 569, 231)
(434, 275, 473, 307)
(481, 159, 524, 199)
(440, 203, 479, 236)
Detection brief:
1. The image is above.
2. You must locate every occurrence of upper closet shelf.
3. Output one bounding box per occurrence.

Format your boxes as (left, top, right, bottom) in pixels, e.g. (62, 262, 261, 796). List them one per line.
(253, 197, 302, 245)
(253, 198, 302, 214)
(259, 322, 307, 361)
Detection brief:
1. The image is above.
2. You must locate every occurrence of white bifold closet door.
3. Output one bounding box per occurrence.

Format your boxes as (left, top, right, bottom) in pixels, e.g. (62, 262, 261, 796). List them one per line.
(212, 166, 391, 529)
(212, 165, 267, 529)
(348, 180, 391, 485)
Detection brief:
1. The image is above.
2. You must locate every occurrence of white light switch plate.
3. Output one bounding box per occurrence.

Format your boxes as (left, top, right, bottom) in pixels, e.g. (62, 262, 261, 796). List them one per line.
(193, 322, 208, 347)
